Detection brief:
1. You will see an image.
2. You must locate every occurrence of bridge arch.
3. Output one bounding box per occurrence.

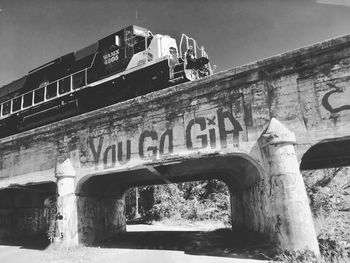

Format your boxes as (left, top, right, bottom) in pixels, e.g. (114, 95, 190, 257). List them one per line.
(74, 154, 266, 245)
(300, 137, 350, 170)
(0, 181, 57, 243)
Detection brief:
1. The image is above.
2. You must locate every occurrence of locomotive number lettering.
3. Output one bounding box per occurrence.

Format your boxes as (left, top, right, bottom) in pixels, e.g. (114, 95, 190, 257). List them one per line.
(103, 50, 120, 65)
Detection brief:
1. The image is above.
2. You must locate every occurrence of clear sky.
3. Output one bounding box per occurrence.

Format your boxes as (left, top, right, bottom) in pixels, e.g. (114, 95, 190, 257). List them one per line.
(1, 0, 350, 86)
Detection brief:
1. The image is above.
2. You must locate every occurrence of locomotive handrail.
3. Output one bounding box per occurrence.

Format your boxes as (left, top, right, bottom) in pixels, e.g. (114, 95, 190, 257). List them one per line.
(0, 70, 86, 119)
(0, 53, 98, 119)
(179, 33, 212, 73)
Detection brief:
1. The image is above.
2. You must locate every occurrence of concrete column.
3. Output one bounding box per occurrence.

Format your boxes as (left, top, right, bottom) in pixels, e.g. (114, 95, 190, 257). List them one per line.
(55, 159, 78, 247)
(259, 118, 319, 254)
(105, 194, 127, 236)
(76, 188, 126, 245)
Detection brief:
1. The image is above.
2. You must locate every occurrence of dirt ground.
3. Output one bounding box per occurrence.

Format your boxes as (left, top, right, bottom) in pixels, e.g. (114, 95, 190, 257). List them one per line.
(0, 222, 270, 263)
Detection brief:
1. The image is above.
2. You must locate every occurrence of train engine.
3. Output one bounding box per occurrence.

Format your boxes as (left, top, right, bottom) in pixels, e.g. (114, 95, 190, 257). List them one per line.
(0, 25, 212, 138)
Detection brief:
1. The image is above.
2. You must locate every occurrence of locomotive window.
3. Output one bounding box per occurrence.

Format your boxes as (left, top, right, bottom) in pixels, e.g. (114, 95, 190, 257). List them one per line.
(115, 35, 120, 46)
(73, 71, 85, 90)
(134, 35, 152, 54)
(134, 36, 146, 53)
(12, 97, 22, 112)
(2, 101, 11, 116)
(34, 87, 45, 104)
(59, 77, 71, 95)
(23, 93, 33, 108)
(46, 82, 57, 99)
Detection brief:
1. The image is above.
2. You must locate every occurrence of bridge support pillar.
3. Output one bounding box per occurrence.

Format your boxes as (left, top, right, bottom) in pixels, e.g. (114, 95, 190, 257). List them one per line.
(259, 118, 319, 254)
(76, 188, 126, 245)
(54, 159, 79, 247)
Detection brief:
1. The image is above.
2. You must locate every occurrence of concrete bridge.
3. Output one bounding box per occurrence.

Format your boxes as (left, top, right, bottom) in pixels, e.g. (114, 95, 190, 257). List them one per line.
(2, 33, 350, 254)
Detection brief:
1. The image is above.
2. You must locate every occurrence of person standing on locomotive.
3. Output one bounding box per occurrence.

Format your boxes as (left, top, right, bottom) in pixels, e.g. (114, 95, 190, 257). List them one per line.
(169, 47, 178, 79)
(185, 46, 196, 69)
(184, 45, 210, 77)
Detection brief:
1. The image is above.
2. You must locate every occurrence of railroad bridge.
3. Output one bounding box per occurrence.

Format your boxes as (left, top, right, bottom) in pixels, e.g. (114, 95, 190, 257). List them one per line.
(2, 33, 350, 254)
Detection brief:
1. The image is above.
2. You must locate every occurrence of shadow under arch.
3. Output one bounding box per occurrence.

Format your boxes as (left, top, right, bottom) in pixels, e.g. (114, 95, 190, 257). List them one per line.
(0, 181, 57, 249)
(75, 153, 266, 245)
(300, 136, 350, 170)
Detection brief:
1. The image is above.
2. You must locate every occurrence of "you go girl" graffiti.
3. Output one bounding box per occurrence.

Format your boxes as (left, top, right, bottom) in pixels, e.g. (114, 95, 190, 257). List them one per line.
(87, 108, 243, 170)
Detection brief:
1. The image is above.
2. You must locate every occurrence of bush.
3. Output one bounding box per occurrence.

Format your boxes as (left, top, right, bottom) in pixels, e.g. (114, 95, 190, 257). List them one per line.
(272, 247, 349, 263)
(273, 249, 319, 263)
(125, 180, 231, 225)
(301, 167, 350, 262)
(151, 184, 186, 220)
(149, 181, 231, 224)
(319, 238, 349, 263)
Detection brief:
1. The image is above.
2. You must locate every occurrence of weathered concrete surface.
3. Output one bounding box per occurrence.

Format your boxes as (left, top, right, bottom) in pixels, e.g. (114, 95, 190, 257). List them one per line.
(259, 119, 318, 252)
(77, 196, 126, 245)
(55, 159, 78, 246)
(230, 119, 319, 253)
(1, 33, 350, 250)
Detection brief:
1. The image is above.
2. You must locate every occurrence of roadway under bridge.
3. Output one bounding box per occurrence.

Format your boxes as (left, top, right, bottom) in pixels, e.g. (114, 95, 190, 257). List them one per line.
(2, 33, 350, 254)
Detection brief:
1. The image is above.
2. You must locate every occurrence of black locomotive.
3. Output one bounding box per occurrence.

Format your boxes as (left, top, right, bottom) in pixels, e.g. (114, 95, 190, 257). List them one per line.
(0, 25, 211, 138)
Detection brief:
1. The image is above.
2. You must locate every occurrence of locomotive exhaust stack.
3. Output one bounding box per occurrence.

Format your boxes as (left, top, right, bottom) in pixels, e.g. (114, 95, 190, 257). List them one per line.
(0, 25, 212, 138)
